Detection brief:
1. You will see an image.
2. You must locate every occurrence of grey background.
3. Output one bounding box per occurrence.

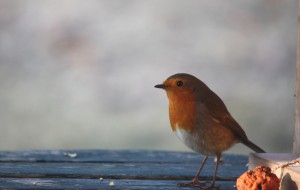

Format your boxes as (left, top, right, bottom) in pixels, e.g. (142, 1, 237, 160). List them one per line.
(0, 0, 297, 154)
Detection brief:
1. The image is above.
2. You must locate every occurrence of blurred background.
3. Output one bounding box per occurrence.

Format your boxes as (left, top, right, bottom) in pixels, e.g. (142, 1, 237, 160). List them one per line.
(0, 0, 297, 154)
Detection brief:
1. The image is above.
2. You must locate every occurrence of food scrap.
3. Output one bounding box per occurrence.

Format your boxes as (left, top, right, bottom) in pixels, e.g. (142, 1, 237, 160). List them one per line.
(109, 181, 115, 187)
(236, 166, 280, 190)
(63, 152, 77, 158)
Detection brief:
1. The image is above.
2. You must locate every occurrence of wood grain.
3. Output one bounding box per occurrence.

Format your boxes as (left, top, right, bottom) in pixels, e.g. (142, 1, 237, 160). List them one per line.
(0, 150, 247, 189)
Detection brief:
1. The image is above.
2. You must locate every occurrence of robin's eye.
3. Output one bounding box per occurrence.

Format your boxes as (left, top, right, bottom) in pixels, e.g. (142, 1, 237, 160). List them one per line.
(176, 81, 183, 87)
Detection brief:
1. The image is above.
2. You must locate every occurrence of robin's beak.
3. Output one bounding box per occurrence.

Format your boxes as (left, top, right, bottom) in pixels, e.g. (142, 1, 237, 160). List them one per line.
(154, 84, 165, 89)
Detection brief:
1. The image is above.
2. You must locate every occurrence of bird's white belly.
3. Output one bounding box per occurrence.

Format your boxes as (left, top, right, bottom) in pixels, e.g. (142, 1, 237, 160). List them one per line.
(173, 124, 215, 156)
(174, 128, 190, 144)
(174, 128, 197, 149)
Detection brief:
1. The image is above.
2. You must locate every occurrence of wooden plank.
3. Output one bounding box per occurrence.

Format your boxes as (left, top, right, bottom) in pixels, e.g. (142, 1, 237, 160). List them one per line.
(0, 150, 248, 179)
(0, 150, 247, 164)
(0, 150, 247, 189)
(0, 178, 237, 190)
(295, 0, 300, 154)
(0, 162, 246, 180)
(249, 153, 300, 190)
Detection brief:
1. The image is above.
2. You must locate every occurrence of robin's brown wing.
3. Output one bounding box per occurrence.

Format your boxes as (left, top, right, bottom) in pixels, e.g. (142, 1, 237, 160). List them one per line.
(200, 89, 249, 141)
(199, 89, 265, 153)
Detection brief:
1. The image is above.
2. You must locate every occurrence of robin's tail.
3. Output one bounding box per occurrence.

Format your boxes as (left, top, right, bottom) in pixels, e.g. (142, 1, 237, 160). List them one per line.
(242, 139, 265, 153)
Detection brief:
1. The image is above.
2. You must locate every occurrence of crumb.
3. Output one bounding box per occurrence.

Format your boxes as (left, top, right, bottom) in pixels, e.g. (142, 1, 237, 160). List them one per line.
(63, 152, 77, 158)
(109, 181, 115, 187)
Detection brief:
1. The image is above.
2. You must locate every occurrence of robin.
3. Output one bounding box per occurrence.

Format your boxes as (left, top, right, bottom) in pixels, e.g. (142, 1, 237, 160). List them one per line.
(155, 73, 265, 189)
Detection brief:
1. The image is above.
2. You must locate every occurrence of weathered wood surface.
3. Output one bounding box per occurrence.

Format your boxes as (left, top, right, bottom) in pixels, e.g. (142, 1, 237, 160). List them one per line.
(0, 150, 248, 189)
(294, 0, 300, 154)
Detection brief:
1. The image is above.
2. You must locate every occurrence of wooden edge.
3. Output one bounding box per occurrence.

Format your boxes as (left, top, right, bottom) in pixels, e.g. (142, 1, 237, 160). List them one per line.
(294, 0, 300, 154)
(249, 153, 300, 190)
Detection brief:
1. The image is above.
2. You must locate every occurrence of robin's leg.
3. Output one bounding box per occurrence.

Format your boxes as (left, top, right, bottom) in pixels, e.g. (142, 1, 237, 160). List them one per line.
(201, 154, 221, 190)
(177, 156, 208, 187)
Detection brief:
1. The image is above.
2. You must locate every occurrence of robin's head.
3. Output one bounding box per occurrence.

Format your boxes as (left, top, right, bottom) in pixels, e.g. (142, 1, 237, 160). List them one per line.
(155, 73, 209, 101)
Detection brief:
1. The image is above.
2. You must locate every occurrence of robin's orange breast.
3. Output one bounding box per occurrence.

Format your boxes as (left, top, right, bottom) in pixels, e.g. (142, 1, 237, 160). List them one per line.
(169, 99, 238, 155)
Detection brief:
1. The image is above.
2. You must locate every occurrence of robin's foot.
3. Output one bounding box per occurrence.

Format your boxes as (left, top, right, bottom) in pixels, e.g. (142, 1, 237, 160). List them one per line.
(200, 184, 220, 190)
(177, 178, 206, 187)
